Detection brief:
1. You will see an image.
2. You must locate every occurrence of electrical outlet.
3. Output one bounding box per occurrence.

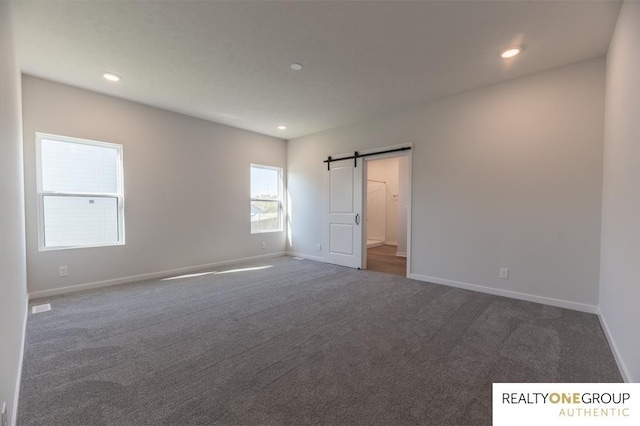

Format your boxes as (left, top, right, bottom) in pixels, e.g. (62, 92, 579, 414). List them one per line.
(499, 268, 509, 279)
(59, 266, 68, 277)
(316, 244, 322, 251)
(261, 242, 266, 250)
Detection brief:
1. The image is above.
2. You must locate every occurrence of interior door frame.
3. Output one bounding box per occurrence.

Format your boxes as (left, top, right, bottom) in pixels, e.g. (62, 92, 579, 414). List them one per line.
(361, 145, 413, 277)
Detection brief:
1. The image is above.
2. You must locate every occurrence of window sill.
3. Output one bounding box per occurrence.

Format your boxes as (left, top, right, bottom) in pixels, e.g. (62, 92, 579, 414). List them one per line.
(38, 241, 125, 252)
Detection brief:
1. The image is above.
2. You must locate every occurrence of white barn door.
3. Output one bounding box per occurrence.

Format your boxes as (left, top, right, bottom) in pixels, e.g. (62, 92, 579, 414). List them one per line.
(326, 158, 362, 268)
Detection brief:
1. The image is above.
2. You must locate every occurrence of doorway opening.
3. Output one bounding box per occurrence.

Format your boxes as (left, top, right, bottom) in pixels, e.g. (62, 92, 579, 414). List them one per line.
(363, 154, 410, 277)
(324, 145, 411, 274)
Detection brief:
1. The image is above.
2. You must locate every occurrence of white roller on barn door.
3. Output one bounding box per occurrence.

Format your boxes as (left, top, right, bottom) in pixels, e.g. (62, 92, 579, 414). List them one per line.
(326, 158, 362, 268)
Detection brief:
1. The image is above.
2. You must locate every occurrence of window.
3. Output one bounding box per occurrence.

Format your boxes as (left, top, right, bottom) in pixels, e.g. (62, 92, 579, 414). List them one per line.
(36, 133, 125, 250)
(250, 164, 282, 233)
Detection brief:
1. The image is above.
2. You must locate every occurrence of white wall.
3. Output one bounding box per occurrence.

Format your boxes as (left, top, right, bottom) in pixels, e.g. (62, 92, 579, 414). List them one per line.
(366, 179, 387, 243)
(599, 0, 640, 383)
(0, 3, 28, 425)
(367, 157, 399, 245)
(288, 58, 605, 310)
(22, 76, 286, 295)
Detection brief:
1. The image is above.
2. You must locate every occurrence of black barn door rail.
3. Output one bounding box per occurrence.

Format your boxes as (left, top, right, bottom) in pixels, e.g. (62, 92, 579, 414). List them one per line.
(324, 146, 411, 170)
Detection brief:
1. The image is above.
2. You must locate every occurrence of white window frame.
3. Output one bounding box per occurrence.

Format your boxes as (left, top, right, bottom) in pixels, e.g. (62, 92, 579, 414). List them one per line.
(250, 164, 283, 234)
(36, 132, 125, 251)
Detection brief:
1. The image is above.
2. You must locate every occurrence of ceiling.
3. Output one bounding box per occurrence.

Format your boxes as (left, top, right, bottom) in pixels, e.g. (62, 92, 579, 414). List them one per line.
(11, 0, 621, 139)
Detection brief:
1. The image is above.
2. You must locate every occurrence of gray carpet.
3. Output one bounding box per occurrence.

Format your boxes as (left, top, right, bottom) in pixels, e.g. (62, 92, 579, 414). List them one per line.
(18, 256, 621, 425)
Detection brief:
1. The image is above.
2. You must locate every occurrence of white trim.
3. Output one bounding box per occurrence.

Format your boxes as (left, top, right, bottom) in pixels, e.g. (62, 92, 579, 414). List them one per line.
(408, 273, 598, 314)
(285, 252, 324, 262)
(362, 163, 369, 270)
(38, 240, 125, 252)
(406, 153, 412, 278)
(597, 309, 632, 382)
(384, 241, 398, 246)
(11, 298, 28, 426)
(28, 252, 285, 299)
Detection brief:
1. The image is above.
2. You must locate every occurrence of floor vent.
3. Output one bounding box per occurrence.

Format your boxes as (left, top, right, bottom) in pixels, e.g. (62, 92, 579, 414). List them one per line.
(32, 303, 52, 314)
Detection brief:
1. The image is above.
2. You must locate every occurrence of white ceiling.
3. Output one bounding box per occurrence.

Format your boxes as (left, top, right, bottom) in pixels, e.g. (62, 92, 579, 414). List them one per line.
(11, 0, 621, 139)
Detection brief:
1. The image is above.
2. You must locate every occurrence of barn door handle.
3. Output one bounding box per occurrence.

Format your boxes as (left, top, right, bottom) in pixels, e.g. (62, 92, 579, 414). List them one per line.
(355, 213, 360, 225)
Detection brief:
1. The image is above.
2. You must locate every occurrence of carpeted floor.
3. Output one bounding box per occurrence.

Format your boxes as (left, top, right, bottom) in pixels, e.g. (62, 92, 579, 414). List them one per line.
(19, 256, 621, 425)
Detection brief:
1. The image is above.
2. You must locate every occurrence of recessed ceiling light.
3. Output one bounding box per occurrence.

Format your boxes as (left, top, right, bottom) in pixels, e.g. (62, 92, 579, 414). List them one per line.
(277, 125, 287, 130)
(103, 72, 120, 82)
(500, 47, 521, 59)
(290, 63, 303, 71)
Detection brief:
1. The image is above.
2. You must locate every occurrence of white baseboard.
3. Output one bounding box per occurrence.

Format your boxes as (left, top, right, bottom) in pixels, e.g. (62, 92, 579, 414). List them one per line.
(385, 241, 398, 246)
(12, 298, 28, 426)
(408, 273, 598, 314)
(396, 251, 407, 258)
(286, 251, 324, 262)
(597, 309, 632, 383)
(28, 252, 286, 299)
